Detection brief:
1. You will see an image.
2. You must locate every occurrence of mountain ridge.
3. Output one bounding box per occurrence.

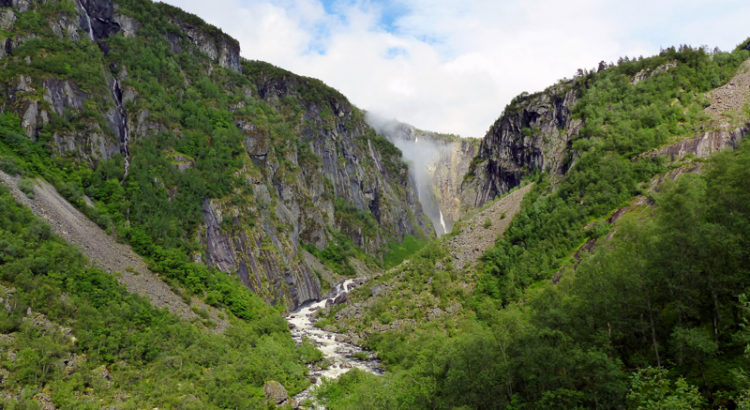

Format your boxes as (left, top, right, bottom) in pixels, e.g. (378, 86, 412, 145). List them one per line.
(0, 0, 433, 310)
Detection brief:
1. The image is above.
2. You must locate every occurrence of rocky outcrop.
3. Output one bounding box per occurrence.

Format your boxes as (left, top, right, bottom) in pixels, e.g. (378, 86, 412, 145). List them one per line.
(78, 0, 121, 43)
(160, 3, 241, 73)
(3, 0, 29, 13)
(461, 81, 582, 209)
(263, 381, 292, 407)
(2, 73, 120, 163)
(631, 61, 677, 85)
(201, 197, 322, 309)
(649, 125, 748, 161)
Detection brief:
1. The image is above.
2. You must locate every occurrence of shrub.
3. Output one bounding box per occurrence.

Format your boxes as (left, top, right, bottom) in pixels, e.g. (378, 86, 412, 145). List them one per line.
(18, 178, 35, 198)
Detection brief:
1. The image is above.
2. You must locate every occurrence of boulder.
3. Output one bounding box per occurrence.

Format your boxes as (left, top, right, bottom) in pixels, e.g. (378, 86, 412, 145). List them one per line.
(263, 380, 289, 406)
(332, 292, 347, 305)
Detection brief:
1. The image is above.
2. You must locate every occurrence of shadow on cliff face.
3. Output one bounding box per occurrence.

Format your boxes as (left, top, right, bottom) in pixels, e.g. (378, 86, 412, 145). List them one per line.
(366, 112, 452, 236)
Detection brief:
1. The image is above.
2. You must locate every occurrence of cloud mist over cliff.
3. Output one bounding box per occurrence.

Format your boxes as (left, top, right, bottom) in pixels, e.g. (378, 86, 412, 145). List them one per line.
(366, 112, 452, 236)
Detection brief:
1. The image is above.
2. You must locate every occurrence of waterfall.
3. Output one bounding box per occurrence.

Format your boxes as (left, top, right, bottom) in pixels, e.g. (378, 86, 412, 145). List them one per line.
(78, 0, 95, 41)
(111, 79, 131, 176)
(364, 113, 452, 238)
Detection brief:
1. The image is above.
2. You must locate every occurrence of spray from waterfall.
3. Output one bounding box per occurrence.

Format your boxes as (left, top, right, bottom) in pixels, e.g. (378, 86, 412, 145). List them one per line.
(366, 112, 452, 237)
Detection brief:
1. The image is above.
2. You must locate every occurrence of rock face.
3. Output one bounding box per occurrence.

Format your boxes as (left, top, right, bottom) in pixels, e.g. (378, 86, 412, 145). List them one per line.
(78, 0, 120, 43)
(367, 116, 479, 235)
(650, 125, 748, 161)
(631, 61, 677, 85)
(431, 137, 479, 233)
(160, 3, 241, 73)
(461, 81, 582, 209)
(199, 63, 431, 309)
(0, 0, 430, 311)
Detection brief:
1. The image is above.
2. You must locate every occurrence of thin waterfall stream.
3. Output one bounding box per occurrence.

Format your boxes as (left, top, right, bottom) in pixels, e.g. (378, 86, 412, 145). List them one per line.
(78, 0, 95, 41)
(286, 279, 382, 405)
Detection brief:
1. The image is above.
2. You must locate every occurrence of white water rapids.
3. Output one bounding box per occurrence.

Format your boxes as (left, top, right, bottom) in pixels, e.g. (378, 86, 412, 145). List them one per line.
(286, 279, 382, 405)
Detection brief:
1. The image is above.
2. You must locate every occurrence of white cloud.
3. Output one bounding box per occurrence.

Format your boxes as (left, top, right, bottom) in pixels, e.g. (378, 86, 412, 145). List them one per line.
(162, 0, 750, 138)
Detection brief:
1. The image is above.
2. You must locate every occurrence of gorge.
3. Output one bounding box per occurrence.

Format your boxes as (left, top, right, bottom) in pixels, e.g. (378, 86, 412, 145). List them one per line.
(1, 0, 750, 408)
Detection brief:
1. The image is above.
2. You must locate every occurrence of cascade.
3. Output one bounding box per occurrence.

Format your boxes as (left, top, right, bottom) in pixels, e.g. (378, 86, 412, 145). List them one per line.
(78, 0, 95, 41)
(439, 210, 447, 235)
(111, 79, 131, 176)
(286, 279, 382, 405)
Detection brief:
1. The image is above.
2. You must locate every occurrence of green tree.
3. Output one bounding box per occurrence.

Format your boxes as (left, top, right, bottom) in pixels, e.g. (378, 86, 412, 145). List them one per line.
(627, 367, 704, 409)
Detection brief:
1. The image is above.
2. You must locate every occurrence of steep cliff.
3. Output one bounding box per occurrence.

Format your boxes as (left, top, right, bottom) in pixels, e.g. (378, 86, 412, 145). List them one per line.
(0, 0, 430, 310)
(460, 80, 582, 209)
(367, 116, 478, 235)
(198, 62, 432, 308)
(431, 136, 479, 231)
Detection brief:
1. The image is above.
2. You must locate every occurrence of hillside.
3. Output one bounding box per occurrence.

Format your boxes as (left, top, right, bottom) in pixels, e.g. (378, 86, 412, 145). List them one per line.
(0, 0, 433, 407)
(0, 0, 432, 312)
(0, 169, 229, 331)
(2, 0, 750, 408)
(313, 43, 750, 409)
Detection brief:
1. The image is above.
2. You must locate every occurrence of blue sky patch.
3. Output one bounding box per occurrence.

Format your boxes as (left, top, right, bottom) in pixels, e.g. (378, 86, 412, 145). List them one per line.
(319, 0, 409, 34)
(385, 46, 408, 59)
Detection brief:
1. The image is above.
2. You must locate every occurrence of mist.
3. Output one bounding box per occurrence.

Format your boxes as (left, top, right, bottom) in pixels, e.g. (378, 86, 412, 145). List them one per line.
(366, 112, 453, 237)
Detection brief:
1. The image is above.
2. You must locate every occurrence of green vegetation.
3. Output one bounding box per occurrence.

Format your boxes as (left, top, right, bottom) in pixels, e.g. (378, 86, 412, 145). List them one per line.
(383, 234, 427, 268)
(483, 217, 492, 229)
(481, 44, 749, 304)
(4, 0, 750, 408)
(0, 1, 417, 405)
(0, 185, 315, 408)
(303, 231, 362, 277)
(17, 178, 35, 199)
(318, 137, 750, 410)
(1, 0, 416, 312)
(316, 44, 750, 408)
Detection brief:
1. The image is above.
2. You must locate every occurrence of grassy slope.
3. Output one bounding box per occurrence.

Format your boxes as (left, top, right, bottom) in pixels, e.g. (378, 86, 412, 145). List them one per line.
(0, 183, 322, 408)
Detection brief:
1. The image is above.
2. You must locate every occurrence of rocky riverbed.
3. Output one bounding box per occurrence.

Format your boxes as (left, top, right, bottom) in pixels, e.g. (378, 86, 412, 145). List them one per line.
(286, 279, 382, 407)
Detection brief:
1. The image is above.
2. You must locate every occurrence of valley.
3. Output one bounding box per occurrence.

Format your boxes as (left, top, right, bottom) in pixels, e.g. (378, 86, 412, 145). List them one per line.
(0, 0, 750, 408)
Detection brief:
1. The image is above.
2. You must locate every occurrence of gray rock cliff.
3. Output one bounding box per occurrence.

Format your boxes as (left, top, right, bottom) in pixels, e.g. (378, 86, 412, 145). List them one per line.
(461, 81, 582, 209)
(0, 0, 429, 311)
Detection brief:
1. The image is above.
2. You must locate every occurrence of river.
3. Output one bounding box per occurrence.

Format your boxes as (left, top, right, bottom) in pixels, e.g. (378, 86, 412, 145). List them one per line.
(286, 279, 382, 406)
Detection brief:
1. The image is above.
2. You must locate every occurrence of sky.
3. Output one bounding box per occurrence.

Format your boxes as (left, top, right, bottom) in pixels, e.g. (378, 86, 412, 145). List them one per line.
(162, 0, 750, 138)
